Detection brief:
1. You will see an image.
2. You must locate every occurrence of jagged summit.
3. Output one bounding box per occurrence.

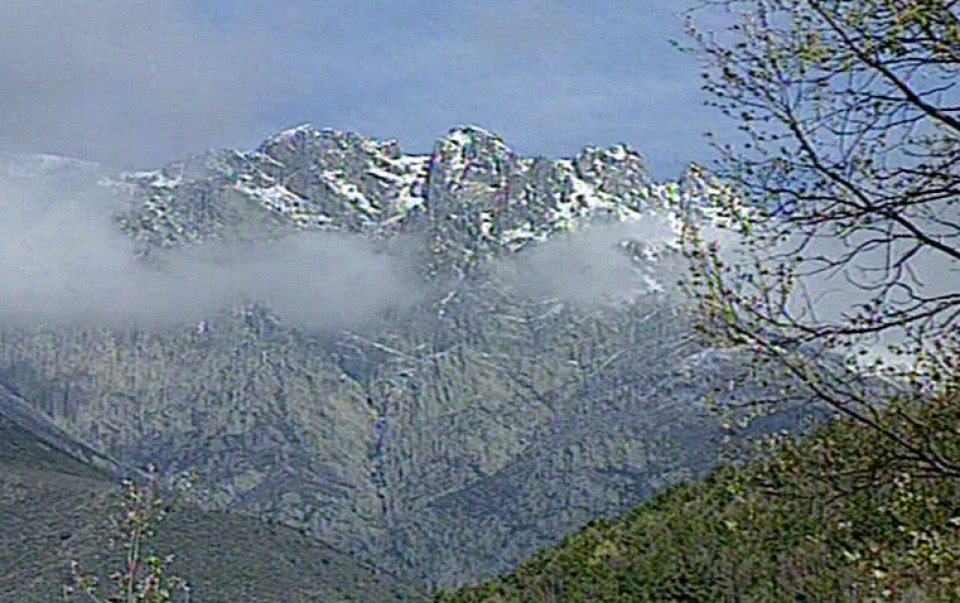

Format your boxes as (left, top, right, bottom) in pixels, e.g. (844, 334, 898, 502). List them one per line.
(263, 122, 322, 143)
(256, 123, 403, 158)
(434, 124, 510, 158)
(108, 124, 740, 259)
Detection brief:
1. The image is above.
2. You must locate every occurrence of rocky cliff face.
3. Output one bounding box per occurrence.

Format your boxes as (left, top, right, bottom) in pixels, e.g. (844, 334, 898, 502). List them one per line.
(0, 126, 822, 589)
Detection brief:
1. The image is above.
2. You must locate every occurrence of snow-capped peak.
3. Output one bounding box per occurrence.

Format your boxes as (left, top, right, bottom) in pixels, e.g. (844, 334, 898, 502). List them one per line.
(109, 124, 747, 279)
(262, 123, 320, 145)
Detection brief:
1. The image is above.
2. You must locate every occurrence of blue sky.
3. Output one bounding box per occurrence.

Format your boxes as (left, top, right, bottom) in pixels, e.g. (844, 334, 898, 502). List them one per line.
(0, 1, 734, 180)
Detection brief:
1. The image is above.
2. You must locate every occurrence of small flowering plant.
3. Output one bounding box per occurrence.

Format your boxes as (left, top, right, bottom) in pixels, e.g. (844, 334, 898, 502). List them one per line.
(64, 464, 194, 603)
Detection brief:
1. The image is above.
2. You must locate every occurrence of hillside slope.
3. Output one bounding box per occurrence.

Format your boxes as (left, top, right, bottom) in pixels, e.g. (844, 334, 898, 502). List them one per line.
(0, 406, 426, 603)
(439, 385, 960, 602)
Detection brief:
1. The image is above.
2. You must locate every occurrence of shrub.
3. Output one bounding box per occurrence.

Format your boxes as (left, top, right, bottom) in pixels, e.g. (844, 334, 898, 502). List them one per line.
(64, 464, 195, 603)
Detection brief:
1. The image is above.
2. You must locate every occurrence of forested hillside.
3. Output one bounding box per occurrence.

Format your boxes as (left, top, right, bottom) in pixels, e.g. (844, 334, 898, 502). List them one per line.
(440, 384, 960, 602)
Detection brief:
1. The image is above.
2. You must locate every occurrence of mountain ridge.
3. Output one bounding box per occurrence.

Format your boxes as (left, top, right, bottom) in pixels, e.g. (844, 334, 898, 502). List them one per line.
(0, 403, 429, 603)
(0, 124, 825, 590)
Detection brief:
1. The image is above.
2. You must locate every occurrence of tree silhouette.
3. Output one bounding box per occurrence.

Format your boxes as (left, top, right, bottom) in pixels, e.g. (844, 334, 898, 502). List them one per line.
(680, 0, 960, 477)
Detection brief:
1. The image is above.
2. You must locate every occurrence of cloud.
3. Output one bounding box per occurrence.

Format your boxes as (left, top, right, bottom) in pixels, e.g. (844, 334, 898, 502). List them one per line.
(0, 173, 422, 329)
(497, 217, 682, 305)
(0, 0, 272, 169)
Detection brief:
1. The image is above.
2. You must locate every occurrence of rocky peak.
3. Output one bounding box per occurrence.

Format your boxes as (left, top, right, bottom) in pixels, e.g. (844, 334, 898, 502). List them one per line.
(106, 124, 742, 278)
(428, 126, 517, 198)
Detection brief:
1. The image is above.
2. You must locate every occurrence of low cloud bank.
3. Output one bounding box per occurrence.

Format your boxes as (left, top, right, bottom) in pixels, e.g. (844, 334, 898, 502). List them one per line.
(0, 175, 421, 329)
(497, 217, 682, 305)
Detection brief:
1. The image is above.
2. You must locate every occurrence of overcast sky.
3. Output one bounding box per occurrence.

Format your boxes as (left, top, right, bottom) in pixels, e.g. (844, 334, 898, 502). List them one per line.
(0, 0, 732, 180)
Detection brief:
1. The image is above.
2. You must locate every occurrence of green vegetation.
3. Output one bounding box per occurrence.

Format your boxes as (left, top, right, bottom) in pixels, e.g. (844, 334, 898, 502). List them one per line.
(0, 414, 427, 603)
(440, 381, 960, 602)
(0, 288, 768, 587)
(66, 466, 190, 603)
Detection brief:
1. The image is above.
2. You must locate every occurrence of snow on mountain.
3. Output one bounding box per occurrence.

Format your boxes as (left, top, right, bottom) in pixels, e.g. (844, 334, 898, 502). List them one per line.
(99, 123, 750, 300)
(2, 128, 747, 260)
(1, 126, 750, 306)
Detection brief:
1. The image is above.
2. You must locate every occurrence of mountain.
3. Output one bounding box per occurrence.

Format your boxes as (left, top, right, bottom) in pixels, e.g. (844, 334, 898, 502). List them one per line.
(439, 382, 960, 603)
(0, 126, 832, 591)
(0, 381, 133, 479)
(0, 395, 427, 603)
